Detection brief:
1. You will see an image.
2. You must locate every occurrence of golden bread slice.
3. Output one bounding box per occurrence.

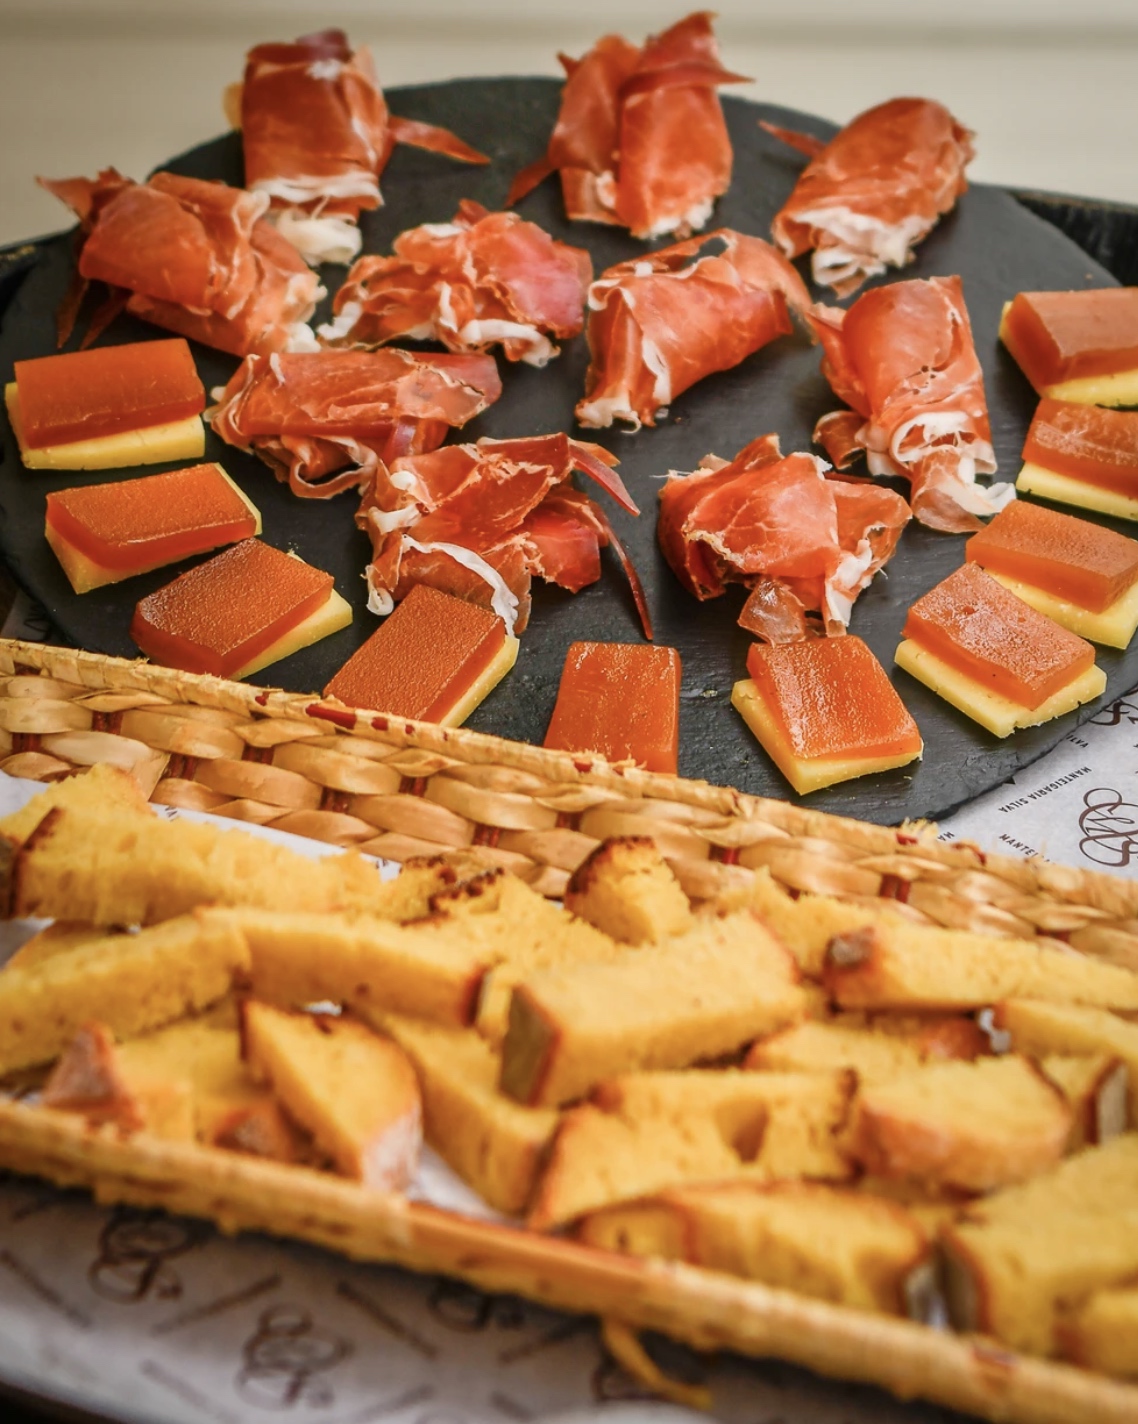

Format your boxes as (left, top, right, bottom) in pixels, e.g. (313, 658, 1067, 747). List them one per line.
(748, 1014, 989, 1081)
(996, 998, 1138, 1125)
(563, 836, 694, 945)
(213, 907, 494, 1027)
(39, 1010, 305, 1160)
(0, 911, 249, 1073)
(428, 871, 622, 1044)
(529, 1103, 748, 1231)
(847, 1056, 1072, 1193)
(603, 1068, 854, 1183)
(0, 762, 150, 845)
(942, 1135, 1138, 1356)
(747, 1020, 933, 1082)
(382, 1014, 559, 1215)
(1059, 1285, 1138, 1376)
(528, 1067, 852, 1230)
(4, 800, 390, 925)
(115, 1010, 305, 1160)
(243, 1003, 421, 1190)
(377, 853, 507, 923)
(1039, 1054, 1129, 1150)
(500, 910, 805, 1107)
(579, 1182, 933, 1317)
(824, 921, 1138, 1011)
(739, 869, 909, 978)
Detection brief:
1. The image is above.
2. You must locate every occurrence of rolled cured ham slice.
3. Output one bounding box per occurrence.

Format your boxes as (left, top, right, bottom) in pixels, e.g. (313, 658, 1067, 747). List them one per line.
(356, 433, 650, 637)
(40, 169, 323, 358)
(507, 11, 748, 240)
(764, 98, 975, 297)
(809, 275, 1012, 534)
(232, 29, 488, 265)
(577, 230, 810, 430)
(319, 200, 591, 366)
(209, 349, 502, 499)
(657, 433, 910, 634)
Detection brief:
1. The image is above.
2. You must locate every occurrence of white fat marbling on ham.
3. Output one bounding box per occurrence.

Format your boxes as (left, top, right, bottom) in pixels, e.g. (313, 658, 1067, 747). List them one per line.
(271, 210, 362, 266)
(252, 173, 380, 206)
(456, 318, 555, 366)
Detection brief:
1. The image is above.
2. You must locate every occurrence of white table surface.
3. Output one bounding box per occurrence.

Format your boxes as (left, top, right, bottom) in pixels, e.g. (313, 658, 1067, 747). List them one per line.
(1, 6, 1137, 247)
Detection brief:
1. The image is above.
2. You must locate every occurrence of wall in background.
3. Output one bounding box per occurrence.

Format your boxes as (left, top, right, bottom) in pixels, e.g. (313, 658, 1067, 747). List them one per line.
(0, 1, 1136, 245)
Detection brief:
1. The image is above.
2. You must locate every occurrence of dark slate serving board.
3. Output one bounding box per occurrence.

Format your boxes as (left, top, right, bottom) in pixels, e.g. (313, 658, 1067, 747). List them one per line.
(0, 77, 1129, 824)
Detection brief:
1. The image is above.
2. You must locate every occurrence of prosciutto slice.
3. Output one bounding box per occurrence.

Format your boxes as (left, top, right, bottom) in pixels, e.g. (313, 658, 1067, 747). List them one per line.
(764, 98, 975, 296)
(40, 168, 323, 357)
(577, 230, 810, 430)
(208, 349, 502, 499)
(357, 434, 650, 637)
(232, 29, 488, 265)
(319, 200, 591, 366)
(507, 11, 747, 240)
(658, 433, 910, 634)
(808, 275, 1012, 533)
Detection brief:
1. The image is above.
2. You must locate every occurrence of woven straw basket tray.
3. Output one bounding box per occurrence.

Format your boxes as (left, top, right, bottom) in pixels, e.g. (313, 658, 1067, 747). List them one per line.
(0, 633, 1137, 1424)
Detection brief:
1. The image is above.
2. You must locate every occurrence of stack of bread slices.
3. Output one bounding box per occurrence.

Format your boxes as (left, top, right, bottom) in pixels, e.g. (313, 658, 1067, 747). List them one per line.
(0, 764, 1136, 1390)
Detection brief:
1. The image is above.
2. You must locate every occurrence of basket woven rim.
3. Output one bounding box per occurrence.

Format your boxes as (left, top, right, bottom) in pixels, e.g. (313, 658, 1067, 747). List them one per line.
(2, 636, 1138, 919)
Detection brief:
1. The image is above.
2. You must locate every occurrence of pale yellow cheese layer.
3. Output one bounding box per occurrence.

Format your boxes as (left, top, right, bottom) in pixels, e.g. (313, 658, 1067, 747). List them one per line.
(730, 677, 922, 795)
(986, 570, 1138, 650)
(6, 383, 205, 470)
(235, 589, 353, 680)
(1016, 461, 1138, 523)
(1042, 371, 1138, 408)
(894, 639, 1106, 739)
(997, 306, 1138, 407)
(45, 465, 262, 594)
(438, 633, 519, 728)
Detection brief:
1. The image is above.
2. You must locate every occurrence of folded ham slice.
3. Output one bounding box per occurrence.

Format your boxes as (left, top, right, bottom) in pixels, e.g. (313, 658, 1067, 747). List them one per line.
(577, 230, 810, 430)
(658, 433, 910, 634)
(319, 200, 591, 366)
(357, 433, 650, 637)
(507, 11, 748, 240)
(232, 28, 488, 265)
(40, 168, 323, 358)
(809, 276, 1012, 534)
(764, 98, 975, 297)
(209, 350, 502, 499)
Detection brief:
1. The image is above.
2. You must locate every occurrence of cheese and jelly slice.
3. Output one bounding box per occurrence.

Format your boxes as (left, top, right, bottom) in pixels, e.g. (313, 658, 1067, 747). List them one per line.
(1016, 399, 1138, 522)
(999, 289, 1138, 406)
(323, 582, 518, 727)
(45, 463, 261, 594)
(895, 562, 1105, 738)
(966, 498, 1138, 648)
(7, 338, 205, 469)
(543, 641, 682, 774)
(131, 538, 351, 680)
(731, 637, 922, 795)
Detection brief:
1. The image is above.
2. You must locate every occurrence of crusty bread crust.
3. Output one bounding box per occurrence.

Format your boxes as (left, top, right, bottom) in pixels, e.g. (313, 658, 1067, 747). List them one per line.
(214, 907, 492, 1028)
(0, 910, 249, 1073)
(824, 922, 1138, 1011)
(500, 911, 805, 1107)
(564, 836, 694, 945)
(941, 1136, 1138, 1355)
(848, 1057, 1072, 1192)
